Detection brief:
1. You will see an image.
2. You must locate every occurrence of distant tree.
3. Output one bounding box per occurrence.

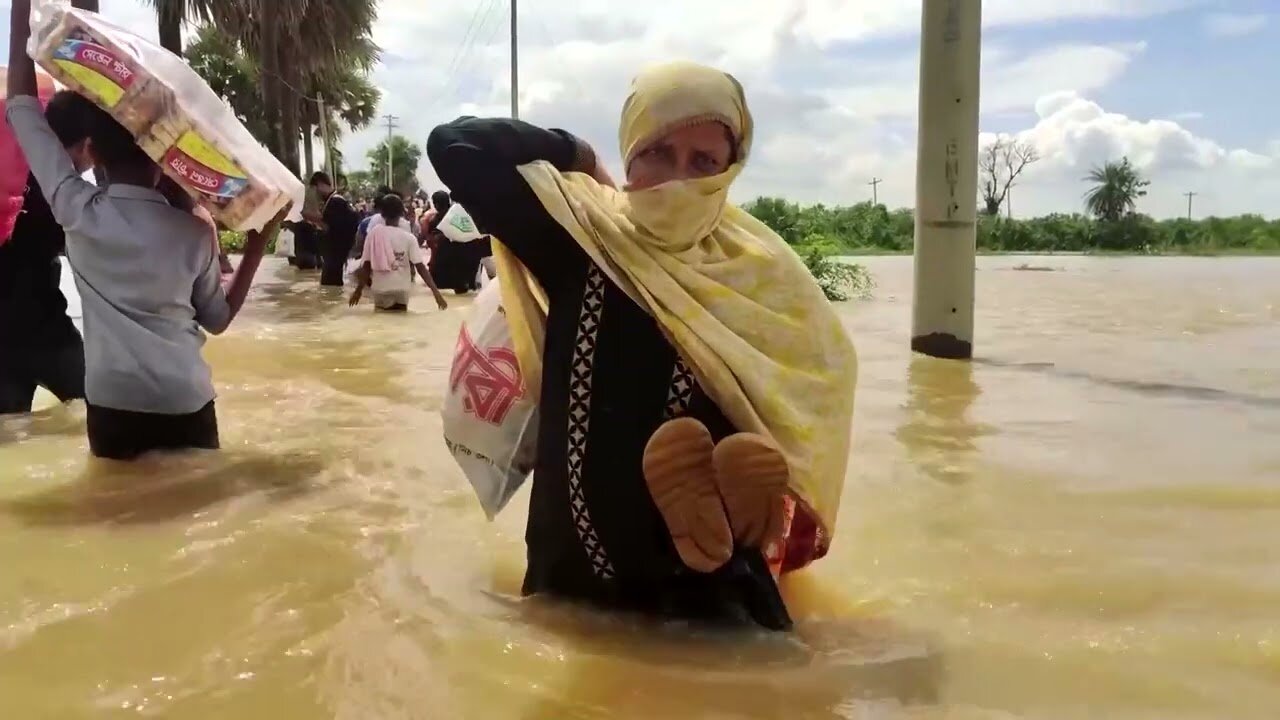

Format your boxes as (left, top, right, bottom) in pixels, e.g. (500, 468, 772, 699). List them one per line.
(367, 136, 423, 195)
(979, 137, 1039, 217)
(345, 170, 378, 199)
(1084, 157, 1150, 222)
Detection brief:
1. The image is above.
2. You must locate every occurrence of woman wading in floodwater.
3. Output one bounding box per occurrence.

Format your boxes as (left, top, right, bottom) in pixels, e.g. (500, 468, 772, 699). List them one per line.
(428, 61, 856, 630)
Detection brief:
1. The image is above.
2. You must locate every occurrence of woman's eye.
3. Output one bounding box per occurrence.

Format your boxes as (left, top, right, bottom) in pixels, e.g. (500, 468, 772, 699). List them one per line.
(693, 153, 720, 173)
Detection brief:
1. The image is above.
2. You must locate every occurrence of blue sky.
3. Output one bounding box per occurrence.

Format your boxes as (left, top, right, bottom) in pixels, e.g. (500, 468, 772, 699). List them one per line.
(2, 0, 1277, 217)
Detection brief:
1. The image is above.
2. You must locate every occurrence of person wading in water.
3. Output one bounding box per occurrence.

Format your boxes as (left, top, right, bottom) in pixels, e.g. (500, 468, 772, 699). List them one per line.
(305, 172, 359, 287)
(428, 60, 856, 630)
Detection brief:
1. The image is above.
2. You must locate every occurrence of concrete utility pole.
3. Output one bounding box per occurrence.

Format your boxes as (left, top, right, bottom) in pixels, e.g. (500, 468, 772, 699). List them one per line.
(1184, 191, 1196, 220)
(911, 0, 982, 360)
(510, 0, 519, 119)
(869, 177, 882, 205)
(382, 114, 399, 187)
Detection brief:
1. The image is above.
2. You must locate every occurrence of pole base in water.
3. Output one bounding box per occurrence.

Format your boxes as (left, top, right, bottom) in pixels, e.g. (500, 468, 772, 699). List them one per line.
(911, 333, 973, 360)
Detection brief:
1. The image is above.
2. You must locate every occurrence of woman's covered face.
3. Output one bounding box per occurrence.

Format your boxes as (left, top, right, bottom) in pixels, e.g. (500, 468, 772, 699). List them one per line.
(625, 121, 734, 191)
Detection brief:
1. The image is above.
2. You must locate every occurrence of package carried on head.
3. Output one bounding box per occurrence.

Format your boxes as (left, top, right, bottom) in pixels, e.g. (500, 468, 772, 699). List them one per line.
(438, 202, 485, 243)
(27, 0, 302, 231)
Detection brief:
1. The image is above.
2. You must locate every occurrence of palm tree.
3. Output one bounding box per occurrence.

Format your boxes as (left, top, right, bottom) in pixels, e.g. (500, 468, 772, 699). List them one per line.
(137, 0, 378, 175)
(206, 0, 379, 175)
(147, 0, 187, 55)
(1083, 157, 1150, 222)
(182, 24, 380, 174)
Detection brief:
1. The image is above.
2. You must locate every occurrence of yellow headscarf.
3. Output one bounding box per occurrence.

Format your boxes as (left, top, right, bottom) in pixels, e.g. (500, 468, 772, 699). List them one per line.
(492, 60, 857, 537)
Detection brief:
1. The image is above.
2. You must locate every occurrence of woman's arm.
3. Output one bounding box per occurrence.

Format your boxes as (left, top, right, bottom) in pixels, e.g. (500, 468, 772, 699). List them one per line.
(426, 117, 597, 287)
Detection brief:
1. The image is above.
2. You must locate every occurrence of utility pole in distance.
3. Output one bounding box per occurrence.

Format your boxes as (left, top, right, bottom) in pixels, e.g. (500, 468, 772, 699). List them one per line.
(382, 115, 400, 189)
(1184, 191, 1197, 221)
(868, 177, 882, 205)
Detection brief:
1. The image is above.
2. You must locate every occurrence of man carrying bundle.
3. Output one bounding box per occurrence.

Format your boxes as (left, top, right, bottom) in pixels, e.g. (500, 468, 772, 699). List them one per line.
(6, 0, 286, 458)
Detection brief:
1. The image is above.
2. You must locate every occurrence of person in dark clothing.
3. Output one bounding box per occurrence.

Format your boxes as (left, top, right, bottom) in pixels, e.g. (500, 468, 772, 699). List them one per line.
(306, 172, 359, 287)
(292, 181, 325, 270)
(426, 62, 857, 631)
(0, 90, 98, 414)
(426, 191, 484, 294)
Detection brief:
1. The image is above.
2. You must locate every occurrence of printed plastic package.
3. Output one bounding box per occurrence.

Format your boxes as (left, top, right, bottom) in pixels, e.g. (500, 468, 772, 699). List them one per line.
(442, 278, 538, 519)
(27, 1, 302, 231)
(438, 203, 484, 244)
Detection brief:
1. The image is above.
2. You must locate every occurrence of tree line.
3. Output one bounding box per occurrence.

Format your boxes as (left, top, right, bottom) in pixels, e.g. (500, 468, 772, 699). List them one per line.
(747, 146, 1277, 255)
(745, 197, 1280, 254)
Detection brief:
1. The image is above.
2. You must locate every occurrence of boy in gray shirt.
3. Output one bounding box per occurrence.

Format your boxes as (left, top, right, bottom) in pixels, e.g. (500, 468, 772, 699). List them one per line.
(6, 0, 286, 458)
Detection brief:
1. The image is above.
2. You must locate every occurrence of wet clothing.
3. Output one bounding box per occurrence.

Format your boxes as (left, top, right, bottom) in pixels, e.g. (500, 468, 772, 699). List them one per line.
(320, 194, 359, 286)
(292, 222, 321, 269)
(7, 96, 229, 418)
(0, 173, 85, 413)
(428, 235, 485, 294)
(373, 295, 409, 311)
(87, 400, 219, 460)
(428, 116, 791, 630)
(423, 195, 482, 292)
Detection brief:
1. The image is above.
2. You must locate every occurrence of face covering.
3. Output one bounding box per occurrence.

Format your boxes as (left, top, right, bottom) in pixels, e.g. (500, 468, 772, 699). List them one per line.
(624, 165, 743, 250)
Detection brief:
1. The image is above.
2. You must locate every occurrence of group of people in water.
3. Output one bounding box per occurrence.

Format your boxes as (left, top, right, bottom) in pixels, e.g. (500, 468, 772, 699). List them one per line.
(284, 176, 494, 309)
(5, 0, 856, 631)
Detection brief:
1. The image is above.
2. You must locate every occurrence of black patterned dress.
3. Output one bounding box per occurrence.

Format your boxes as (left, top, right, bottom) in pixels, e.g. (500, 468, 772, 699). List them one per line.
(428, 118, 790, 630)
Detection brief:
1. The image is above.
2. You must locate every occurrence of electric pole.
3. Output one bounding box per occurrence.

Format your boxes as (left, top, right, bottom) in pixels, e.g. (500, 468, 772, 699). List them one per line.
(1184, 191, 1196, 221)
(382, 114, 399, 188)
(868, 177, 882, 205)
(912, 0, 981, 361)
(510, 0, 519, 119)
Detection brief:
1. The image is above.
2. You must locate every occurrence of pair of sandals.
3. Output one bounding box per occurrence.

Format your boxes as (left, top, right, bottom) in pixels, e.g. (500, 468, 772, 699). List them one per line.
(642, 418, 791, 573)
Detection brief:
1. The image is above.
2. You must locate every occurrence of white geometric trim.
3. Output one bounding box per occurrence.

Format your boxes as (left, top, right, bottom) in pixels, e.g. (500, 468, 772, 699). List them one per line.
(566, 266, 615, 579)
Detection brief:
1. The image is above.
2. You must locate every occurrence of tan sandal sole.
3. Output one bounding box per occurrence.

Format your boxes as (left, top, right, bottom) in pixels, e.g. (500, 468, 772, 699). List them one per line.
(712, 433, 791, 549)
(642, 418, 733, 573)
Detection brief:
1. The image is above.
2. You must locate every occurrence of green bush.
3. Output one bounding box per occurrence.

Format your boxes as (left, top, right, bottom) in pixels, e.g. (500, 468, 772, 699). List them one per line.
(794, 240, 875, 302)
(217, 229, 277, 255)
(743, 197, 1280, 255)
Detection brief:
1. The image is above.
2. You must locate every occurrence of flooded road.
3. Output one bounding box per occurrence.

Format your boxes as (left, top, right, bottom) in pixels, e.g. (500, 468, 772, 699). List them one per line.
(2, 255, 1278, 719)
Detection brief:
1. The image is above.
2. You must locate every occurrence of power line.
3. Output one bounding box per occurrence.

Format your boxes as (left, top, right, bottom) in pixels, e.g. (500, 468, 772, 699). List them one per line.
(442, 0, 495, 80)
(435, 0, 505, 109)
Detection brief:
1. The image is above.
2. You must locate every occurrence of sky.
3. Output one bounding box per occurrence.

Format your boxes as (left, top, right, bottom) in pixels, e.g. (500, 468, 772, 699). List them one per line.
(2, 0, 1277, 219)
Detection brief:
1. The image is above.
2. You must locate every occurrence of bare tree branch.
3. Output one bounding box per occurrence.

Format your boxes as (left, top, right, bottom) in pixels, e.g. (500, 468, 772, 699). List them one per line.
(978, 137, 1039, 216)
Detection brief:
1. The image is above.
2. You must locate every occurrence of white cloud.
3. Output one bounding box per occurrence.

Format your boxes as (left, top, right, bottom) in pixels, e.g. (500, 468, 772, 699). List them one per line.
(1202, 12, 1269, 37)
(9, 0, 1273, 219)
(991, 92, 1276, 218)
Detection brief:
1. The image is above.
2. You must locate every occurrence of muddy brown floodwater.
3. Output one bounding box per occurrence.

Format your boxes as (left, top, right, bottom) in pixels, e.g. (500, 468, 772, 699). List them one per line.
(1, 255, 1277, 719)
